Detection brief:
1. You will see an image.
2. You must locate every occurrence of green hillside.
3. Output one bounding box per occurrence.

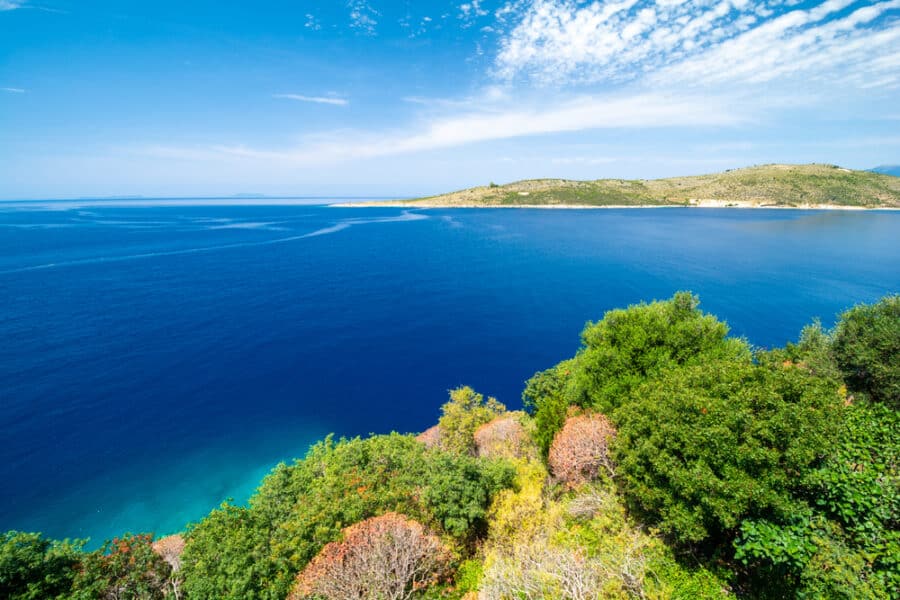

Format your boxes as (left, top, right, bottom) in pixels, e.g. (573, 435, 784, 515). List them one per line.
(398, 164, 900, 208)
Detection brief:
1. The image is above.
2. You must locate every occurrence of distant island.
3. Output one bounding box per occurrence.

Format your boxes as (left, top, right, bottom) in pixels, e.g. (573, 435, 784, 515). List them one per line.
(344, 163, 900, 209)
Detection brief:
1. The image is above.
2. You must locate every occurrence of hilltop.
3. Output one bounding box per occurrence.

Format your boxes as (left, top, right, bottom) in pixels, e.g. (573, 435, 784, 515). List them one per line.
(352, 164, 900, 209)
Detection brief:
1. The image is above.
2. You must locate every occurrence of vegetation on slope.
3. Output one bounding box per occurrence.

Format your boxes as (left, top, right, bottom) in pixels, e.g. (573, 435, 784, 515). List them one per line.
(2, 293, 897, 599)
(397, 164, 900, 208)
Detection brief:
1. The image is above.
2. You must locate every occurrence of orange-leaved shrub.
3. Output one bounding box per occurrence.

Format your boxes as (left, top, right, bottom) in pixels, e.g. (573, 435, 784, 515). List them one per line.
(474, 413, 536, 461)
(288, 512, 449, 600)
(548, 410, 616, 487)
(415, 424, 442, 449)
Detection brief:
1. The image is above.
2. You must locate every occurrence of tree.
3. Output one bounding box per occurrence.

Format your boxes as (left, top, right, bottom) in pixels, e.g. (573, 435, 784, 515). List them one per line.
(69, 533, 172, 600)
(523, 359, 576, 458)
(832, 295, 900, 408)
(548, 411, 617, 488)
(614, 360, 843, 546)
(0, 531, 81, 600)
(572, 292, 751, 415)
(437, 386, 506, 455)
(289, 513, 448, 600)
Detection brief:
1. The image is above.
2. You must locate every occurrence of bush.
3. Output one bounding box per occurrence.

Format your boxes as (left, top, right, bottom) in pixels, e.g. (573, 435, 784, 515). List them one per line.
(0, 531, 82, 600)
(523, 359, 576, 458)
(69, 534, 172, 600)
(734, 402, 899, 598)
(180, 434, 515, 600)
(548, 411, 616, 488)
(437, 386, 506, 455)
(614, 360, 843, 546)
(415, 424, 442, 449)
(289, 513, 448, 600)
(572, 292, 751, 415)
(832, 295, 900, 408)
(474, 412, 536, 461)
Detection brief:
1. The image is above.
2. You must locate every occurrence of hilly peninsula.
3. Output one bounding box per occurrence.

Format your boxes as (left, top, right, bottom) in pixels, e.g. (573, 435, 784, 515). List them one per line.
(354, 163, 900, 209)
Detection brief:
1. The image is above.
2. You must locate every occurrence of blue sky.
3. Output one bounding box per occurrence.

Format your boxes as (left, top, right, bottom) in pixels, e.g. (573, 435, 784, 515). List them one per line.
(1, 0, 898, 198)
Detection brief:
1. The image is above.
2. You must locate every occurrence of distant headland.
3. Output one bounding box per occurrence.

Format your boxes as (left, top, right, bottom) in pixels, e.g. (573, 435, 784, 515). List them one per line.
(341, 163, 900, 209)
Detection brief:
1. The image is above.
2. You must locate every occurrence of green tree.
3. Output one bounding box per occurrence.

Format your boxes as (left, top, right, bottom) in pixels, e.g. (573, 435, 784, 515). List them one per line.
(0, 531, 81, 600)
(832, 295, 900, 408)
(572, 292, 751, 415)
(437, 386, 506, 455)
(614, 360, 843, 546)
(522, 359, 576, 458)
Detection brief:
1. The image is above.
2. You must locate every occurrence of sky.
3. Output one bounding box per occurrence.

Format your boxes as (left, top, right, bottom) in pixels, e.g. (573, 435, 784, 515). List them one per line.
(1, 0, 898, 198)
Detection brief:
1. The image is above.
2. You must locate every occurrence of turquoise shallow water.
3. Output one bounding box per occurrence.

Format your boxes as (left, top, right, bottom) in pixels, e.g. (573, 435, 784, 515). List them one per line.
(1, 203, 898, 546)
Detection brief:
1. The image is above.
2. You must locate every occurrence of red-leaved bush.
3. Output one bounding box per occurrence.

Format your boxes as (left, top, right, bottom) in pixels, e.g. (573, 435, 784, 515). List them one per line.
(548, 411, 616, 487)
(289, 512, 449, 600)
(415, 424, 442, 449)
(151, 534, 185, 572)
(474, 414, 533, 460)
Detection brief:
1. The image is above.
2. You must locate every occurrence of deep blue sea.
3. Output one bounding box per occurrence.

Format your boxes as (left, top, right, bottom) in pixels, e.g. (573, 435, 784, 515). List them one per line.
(1, 201, 898, 547)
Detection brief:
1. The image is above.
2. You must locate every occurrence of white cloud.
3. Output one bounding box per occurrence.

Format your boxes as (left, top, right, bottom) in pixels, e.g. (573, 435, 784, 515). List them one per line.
(494, 0, 900, 91)
(1, 87, 25, 93)
(0, 0, 25, 10)
(273, 93, 349, 106)
(304, 13, 322, 31)
(460, 0, 490, 27)
(348, 0, 379, 35)
(139, 92, 743, 166)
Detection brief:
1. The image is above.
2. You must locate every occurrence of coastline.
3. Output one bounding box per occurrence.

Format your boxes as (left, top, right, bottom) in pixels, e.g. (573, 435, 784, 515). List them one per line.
(332, 201, 900, 210)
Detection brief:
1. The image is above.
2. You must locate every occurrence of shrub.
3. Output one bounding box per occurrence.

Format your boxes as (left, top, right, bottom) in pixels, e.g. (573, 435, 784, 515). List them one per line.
(152, 535, 185, 599)
(289, 513, 449, 600)
(415, 424, 442, 449)
(614, 360, 843, 546)
(0, 531, 82, 600)
(69, 533, 172, 600)
(572, 292, 751, 415)
(734, 402, 900, 597)
(832, 295, 900, 408)
(180, 434, 515, 600)
(437, 386, 506, 455)
(548, 411, 616, 488)
(474, 412, 536, 461)
(523, 359, 576, 458)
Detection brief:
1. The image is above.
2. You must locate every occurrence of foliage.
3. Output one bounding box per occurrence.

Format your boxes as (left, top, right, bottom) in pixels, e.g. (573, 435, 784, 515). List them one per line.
(832, 294, 900, 408)
(548, 411, 616, 488)
(523, 359, 576, 458)
(0, 531, 82, 600)
(473, 412, 537, 461)
(437, 386, 506, 455)
(179, 504, 274, 600)
(289, 513, 448, 600)
(150, 535, 184, 600)
(734, 402, 899, 598)
(68, 533, 173, 600)
(613, 360, 843, 545)
(573, 292, 751, 415)
(179, 433, 515, 600)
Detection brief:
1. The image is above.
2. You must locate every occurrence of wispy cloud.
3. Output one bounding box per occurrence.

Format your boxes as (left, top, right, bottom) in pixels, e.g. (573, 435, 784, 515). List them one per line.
(0, 0, 25, 10)
(140, 92, 743, 166)
(495, 0, 900, 91)
(1, 87, 25, 93)
(273, 93, 349, 106)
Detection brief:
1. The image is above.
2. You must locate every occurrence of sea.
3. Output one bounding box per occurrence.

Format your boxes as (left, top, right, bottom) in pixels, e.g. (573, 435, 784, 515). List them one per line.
(1, 200, 898, 547)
